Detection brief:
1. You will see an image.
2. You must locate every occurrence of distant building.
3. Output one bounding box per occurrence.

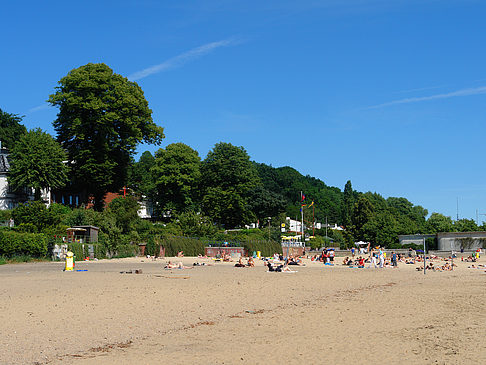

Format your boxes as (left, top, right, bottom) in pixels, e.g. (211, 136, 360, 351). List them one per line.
(437, 231, 486, 251)
(399, 232, 486, 251)
(398, 234, 436, 246)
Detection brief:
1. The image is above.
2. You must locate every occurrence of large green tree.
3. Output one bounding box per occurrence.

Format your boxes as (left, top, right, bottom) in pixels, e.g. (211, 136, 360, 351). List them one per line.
(201, 142, 259, 228)
(427, 212, 454, 233)
(151, 143, 201, 215)
(48, 63, 164, 210)
(0, 108, 27, 150)
(342, 180, 354, 228)
(127, 151, 156, 198)
(8, 128, 69, 200)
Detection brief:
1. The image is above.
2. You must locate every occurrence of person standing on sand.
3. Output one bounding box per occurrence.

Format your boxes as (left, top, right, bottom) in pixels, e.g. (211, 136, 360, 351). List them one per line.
(379, 248, 384, 268)
(391, 252, 397, 268)
(368, 252, 377, 268)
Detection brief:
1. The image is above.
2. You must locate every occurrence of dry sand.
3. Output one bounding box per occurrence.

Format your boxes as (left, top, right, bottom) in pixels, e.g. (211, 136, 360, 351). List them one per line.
(1, 255, 486, 364)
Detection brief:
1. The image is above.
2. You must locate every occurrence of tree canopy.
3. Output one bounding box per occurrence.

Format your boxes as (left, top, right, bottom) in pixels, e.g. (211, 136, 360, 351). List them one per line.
(201, 142, 259, 228)
(0, 108, 27, 150)
(8, 128, 69, 200)
(48, 63, 164, 210)
(152, 143, 201, 215)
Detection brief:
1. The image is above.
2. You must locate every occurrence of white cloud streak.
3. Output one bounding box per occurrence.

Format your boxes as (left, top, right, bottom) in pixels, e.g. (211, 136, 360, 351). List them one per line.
(366, 86, 486, 109)
(393, 85, 446, 94)
(128, 39, 237, 81)
(27, 104, 52, 113)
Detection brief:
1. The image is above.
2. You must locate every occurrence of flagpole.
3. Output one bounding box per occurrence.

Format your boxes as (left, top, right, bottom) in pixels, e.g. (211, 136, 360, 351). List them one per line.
(301, 191, 304, 250)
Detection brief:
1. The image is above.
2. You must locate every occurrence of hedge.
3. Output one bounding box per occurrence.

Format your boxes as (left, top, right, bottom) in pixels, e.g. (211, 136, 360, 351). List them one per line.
(0, 231, 48, 257)
(66, 243, 107, 260)
(242, 240, 282, 257)
(163, 236, 205, 257)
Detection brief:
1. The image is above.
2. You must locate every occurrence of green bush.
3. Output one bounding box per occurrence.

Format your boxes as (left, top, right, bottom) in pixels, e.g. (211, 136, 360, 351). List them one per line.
(243, 240, 282, 257)
(0, 231, 48, 257)
(163, 236, 205, 257)
(113, 244, 139, 258)
(67, 243, 107, 260)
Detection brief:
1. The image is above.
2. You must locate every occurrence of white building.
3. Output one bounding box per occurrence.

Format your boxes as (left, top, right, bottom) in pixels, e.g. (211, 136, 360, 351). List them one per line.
(286, 217, 305, 233)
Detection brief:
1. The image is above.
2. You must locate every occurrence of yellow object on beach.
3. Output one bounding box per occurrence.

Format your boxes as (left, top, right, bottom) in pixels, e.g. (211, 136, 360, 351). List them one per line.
(64, 251, 74, 271)
(257, 251, 261, 258)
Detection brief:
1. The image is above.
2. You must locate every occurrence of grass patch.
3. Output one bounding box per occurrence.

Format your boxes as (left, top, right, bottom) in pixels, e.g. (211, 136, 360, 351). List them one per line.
(0, 256, 51, 265)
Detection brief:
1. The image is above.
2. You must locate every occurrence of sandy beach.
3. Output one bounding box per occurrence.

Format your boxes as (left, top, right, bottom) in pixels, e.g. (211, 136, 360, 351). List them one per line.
(1, 255, 486, 364)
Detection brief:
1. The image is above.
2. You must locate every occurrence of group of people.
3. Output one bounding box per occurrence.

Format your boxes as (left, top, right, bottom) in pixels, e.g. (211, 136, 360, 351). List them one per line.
(310, 249, 335, 264)
(341, 249, 399, 268)
(234, 257, 255, 267)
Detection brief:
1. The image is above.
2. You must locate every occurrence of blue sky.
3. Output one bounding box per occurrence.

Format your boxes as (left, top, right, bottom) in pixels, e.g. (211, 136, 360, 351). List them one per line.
(2, 0, 486, 222)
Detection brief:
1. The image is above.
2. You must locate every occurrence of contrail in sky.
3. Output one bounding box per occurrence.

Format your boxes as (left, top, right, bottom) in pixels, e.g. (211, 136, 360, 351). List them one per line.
(366, 85, 486, 109)
(128, 39, 237, 81)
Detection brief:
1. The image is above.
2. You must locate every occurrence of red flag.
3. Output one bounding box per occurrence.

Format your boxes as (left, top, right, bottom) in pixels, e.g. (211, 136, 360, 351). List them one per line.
(301, 193, 306, 202)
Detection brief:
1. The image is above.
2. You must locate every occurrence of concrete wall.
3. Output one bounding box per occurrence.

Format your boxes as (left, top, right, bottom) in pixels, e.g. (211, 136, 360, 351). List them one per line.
(437, 232, 486, 251)
(398, 234, 435, 246)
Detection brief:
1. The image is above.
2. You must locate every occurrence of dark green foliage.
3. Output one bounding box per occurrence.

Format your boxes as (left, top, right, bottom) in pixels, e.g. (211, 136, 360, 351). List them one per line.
(163, 236, 205, 257)
(0, 108, 27, 150)
(427, 213, 453, 233)
(242, 240, 282, 257)
(177, 211, 217, 238)
(342, 180, 354, 228)
(152, 143, 201, 215)
(253, 162, 344, 224)
(12, 202, 71, 233)
(352, 196, 374, 240)
(454, 218, 478, 232)
(0, 231, 48, 257)
(106, 196, 141, 234)
(127, 151, 156, 199)
(201, 143, 260, 228)
(247, 185, 286, 223)
(112, 244, 139, 258)
(8, 129, 69, 200)
(66, 242, 122, 259)
(49, 63, 164, 210)
(0, 210, 11, 221)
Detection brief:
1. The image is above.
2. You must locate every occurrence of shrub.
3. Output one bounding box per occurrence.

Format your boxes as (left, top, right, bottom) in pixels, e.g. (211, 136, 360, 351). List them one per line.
(243, 240, 282, 257)
(0, 231, 48, 257)
(113, 244, 139, 258)
(163, 236, 205, 257)
(67, 243, 107, 260)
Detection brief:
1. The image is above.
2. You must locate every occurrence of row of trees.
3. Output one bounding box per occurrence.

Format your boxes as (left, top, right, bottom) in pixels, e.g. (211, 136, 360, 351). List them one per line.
(1, 62, 483, 250)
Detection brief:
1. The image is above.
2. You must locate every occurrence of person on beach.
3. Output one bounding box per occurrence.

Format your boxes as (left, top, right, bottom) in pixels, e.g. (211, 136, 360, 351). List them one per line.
(379, 248, 385, 268)
(165, 261, 192, 269)
(235, 257, 246, 267)
(368, 253, 377, 268)
(391, 252, 398, 268)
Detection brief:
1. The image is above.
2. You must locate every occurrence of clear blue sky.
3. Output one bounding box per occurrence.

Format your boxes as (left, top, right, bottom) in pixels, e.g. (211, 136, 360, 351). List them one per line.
(2, 0, 486, 222)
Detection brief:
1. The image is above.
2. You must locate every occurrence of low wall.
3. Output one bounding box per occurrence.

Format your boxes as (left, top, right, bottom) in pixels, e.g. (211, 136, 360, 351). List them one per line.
(282, 246, 304, 257)
(438, 232, 486, 251)
(205, 247, 247, 257)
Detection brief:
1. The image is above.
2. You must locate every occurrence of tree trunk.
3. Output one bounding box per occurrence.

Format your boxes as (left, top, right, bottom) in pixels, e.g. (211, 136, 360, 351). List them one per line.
(93, 191, 106, 211)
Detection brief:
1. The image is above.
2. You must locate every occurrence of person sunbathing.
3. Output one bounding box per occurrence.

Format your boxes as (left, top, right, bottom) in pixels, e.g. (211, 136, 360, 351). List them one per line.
(247, 257, 255, 267)
(165, 261, 192, 269)
(234, 257, 246, 267)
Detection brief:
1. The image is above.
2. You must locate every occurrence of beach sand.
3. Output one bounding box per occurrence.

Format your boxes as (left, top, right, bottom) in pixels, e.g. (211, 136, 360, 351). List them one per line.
(1, 255, 485, 364)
